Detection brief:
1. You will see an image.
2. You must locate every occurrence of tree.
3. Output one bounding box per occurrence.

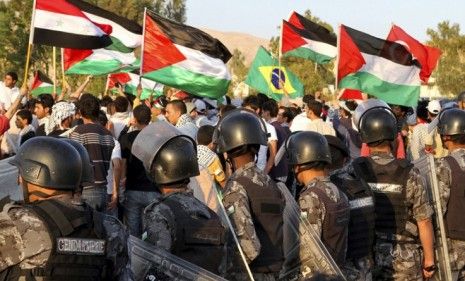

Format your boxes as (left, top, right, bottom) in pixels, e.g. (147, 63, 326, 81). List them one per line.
(268, 9, 336, 95)
(427, 21, 465, 96)
(229, 49, 248, 82)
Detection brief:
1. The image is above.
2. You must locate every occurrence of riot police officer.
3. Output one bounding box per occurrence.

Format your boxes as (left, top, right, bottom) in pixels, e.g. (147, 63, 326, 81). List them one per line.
(350, 103, 435, 280)
(285, 131, 350, 268)
(0, 137, 129, 281)
(436, 108, 465, 279)
(330, 150, 376, 280)
(132, 122, 226, 276)
(215, 109, 286, 280)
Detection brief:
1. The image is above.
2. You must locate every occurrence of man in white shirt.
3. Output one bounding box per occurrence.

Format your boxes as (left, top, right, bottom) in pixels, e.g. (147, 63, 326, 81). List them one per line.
(305, 100, 336, 136)
(0, 72, 20, 110)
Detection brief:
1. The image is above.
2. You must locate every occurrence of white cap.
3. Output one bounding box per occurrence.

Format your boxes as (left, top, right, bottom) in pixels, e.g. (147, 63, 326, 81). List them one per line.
(185, 102, 196, 114)
(427, 100, 441, 115)
(203, 98, 218, 109)
(194, 99, 207, 113)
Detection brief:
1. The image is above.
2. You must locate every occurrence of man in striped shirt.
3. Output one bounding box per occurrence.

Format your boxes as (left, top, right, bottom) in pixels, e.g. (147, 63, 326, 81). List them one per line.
(70, 94, 115, 212)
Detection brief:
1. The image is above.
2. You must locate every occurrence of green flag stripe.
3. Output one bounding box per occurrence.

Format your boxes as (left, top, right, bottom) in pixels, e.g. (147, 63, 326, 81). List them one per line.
(143, 65, 230, 99)
(65, 59, 139, 75)
(284, 47, 334, 64)
(31, 86, 62, 96)
(339, 71, 420, 107)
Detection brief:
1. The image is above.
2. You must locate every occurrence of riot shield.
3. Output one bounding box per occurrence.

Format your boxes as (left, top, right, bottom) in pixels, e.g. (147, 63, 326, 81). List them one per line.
(276, 182, 346, 281)
(213, 186, 256, 281)
(413, 154, 453, 281)
(128, 235, 228, 281)
(0, 156, 22, 201)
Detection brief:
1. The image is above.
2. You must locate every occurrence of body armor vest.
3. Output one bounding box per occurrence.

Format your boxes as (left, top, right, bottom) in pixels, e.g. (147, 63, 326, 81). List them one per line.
(444, 156, 465, 241)
(353, 157, 416, 240)
(236, 176, 285, 273)
(306, 181, 350, 266)
(25, 199, 108, 281)
(330, 172, 375, 260)
(161, 194, 227, 274)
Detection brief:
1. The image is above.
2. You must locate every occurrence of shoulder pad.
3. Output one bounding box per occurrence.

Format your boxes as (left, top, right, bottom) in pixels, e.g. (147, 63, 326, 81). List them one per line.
(397, 158, 413, 169)
(143, 198, 162, 214)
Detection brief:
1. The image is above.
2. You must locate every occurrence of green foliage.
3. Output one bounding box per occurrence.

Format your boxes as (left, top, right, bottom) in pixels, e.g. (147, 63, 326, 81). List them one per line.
(268, 9, 335, 95)
(0, 0, 186, 94)
(229, 49, 248, 82)
(426, 21, 465, 96)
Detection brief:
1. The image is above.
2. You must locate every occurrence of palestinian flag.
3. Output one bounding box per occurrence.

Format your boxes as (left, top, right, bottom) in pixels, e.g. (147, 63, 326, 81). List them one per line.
(338, 89, 363, 100)
(31, 71, 61, 96)
(31, 0, 111, 49)
(63, 0, 142, 75)
(245, 46, 303, 101)
(141, 10, 231, 99)
(338, 25, 421, 107)
(108, 72, 164, 100)
(387, 24, 441, 83)
(64, 49, 139, 75)
(281, 12, 337, 64)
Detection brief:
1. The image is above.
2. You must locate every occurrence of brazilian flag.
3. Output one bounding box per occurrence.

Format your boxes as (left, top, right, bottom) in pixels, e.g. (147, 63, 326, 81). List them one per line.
(245, 46, 304, 101)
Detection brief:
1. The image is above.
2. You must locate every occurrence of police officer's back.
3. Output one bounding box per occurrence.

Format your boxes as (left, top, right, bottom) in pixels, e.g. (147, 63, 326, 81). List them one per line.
(435, 108, 465, 279)
(285, 131, 350, 267)
(215, 109, 285, 280)
(326, 135, 376, 281)
(0, 137, 129, 281)
(132, 122, 226, 276)
(349, 103, 435, 280)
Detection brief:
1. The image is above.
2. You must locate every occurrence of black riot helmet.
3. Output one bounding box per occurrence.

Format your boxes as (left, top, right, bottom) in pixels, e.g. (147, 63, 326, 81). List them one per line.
(150, 135, 200, 185)
(215, 109, 268, 154)
(9, 137, 82, 190)
(61, 138, 94, 185)
(438, 108, 465, 136)
(358, 107, 397, 144)
(285, 131, 332, 166)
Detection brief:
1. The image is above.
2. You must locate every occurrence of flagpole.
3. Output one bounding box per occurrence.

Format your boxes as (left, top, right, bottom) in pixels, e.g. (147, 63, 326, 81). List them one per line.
(140, 8, 147, 78)
(53, 47, 57, 94)
(23, 0, 38, 88)
(61, 48, 66, 89)
(104, 74, 110, 96)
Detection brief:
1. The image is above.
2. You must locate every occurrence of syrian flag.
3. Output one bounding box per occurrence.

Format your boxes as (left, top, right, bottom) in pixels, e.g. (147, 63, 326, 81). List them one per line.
(337, 25, 421, 107)
(63, 0, 142, 75)
(387, 24, 441, 83)
(31, 71, 61, 96)
(108, 72, 164, 100)
(31, 0, 112, 49)
(281, 12, 337, 64)
(141, 10, 232, 99)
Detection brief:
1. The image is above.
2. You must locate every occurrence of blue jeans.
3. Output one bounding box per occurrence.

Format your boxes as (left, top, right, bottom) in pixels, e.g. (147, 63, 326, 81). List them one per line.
(123, 190, 160, 237)
(82, 186, 107, 212)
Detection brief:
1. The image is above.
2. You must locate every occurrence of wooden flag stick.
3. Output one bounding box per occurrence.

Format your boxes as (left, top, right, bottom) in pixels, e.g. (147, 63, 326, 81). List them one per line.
(61, 48, 66, 89)
(53, 47, 57, 94)
(22, 44, 33, 88)
(104, 74, 110, 96)
(24, 0, 37, 88)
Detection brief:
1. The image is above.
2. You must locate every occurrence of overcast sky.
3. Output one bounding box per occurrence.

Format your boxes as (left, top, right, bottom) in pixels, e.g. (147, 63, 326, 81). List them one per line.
(186, 0, 465, 42)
